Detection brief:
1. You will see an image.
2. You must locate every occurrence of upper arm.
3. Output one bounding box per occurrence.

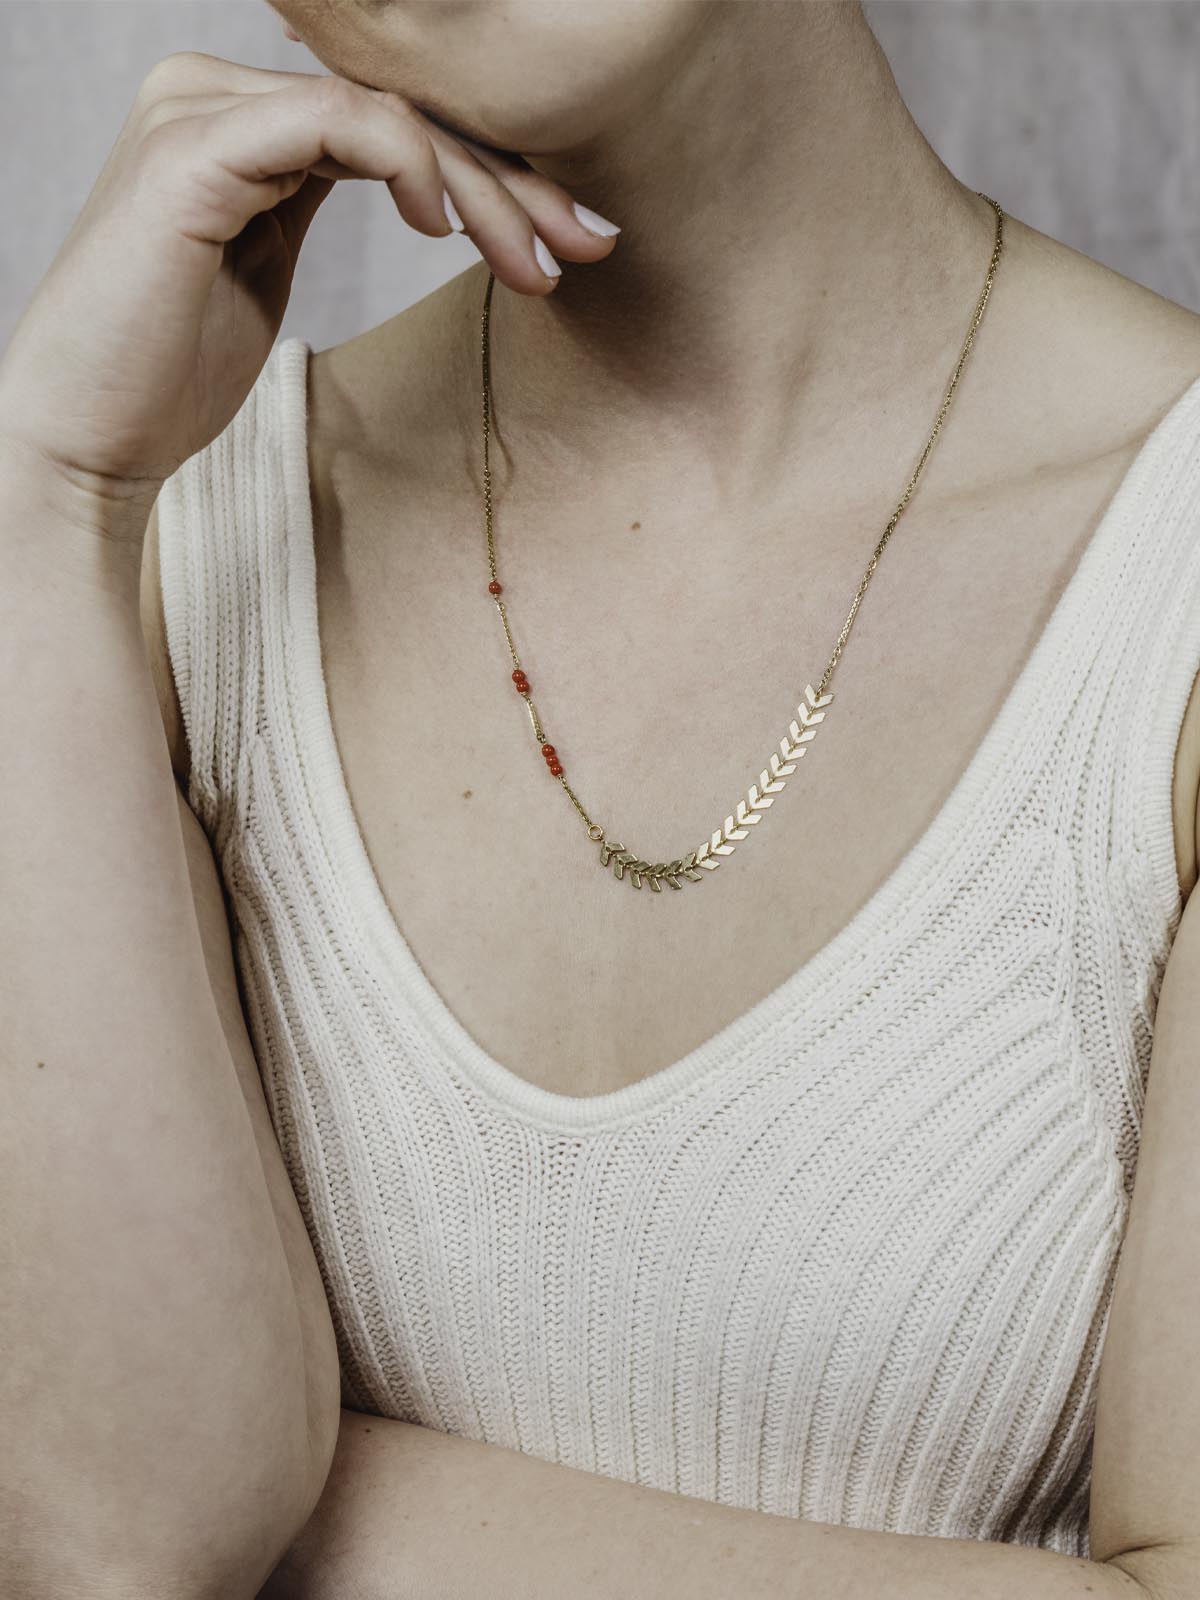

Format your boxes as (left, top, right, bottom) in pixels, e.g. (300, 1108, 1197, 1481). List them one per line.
(136, 491, 340, 1484)
(138, 493, 191, 790)
(1089, 879, 1200, 1588)
(169, 763, 342, 1483)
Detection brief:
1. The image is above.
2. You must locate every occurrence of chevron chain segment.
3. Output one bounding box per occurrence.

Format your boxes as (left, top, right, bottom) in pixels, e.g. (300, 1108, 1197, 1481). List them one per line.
(596, 683, 834, 892)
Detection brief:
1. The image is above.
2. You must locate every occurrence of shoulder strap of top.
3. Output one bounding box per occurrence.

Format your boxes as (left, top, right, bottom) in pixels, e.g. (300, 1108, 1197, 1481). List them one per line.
(156, 335, 313, 865)
(1056, 372, 1200, 1192)
(1105, 373, 1200, 938)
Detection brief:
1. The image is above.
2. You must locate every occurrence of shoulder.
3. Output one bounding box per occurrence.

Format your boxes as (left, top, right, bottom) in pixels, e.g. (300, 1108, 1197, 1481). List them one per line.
(1003, 218, 1200, 907)
(302, 264, 486, 581)
(307, 262, 486, 480)
(135, 271, 479, 797)
(989, 212, 1200, 453)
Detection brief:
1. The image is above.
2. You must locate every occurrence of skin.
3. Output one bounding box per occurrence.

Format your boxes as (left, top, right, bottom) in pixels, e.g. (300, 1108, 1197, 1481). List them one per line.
(268, 0, 989, 494)
(148, 0, 1200, 1099)
(131, 2, 1200, 1593)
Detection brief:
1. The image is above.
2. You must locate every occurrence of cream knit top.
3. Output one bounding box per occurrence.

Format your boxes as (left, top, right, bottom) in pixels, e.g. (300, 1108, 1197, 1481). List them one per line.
(157, 336, 1200, 1558)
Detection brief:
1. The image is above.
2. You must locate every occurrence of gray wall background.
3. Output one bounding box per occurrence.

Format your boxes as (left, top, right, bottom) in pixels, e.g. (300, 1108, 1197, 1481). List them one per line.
(2, 0, 1197, 358)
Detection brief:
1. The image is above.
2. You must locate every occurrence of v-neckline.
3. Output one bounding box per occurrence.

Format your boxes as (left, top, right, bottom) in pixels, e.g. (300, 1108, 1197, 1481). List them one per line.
(273, 337, 1200, 1135)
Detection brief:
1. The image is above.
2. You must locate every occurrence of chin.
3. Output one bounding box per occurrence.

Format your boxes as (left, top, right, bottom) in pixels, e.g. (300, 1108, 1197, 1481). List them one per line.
(271, 0, 716, 157)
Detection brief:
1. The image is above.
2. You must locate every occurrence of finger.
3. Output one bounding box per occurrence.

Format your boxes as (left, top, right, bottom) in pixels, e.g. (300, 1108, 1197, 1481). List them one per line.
(138, 66, 570, 296)
(135, 49, 327, 107)
(244, 81, 562, 295)
(434, 127, 621, 265)
(419, 134, 570, 293)
(146, 76, 449, 241)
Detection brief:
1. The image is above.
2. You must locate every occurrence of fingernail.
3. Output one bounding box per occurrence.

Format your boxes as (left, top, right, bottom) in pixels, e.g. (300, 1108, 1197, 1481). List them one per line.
(533, 234, 561, 280)
(572, 201, 620, 238)
(442, 189, 464, 232)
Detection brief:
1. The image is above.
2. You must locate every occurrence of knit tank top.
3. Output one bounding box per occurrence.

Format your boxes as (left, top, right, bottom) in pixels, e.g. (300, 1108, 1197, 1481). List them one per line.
(157, 336, 1200, 1558)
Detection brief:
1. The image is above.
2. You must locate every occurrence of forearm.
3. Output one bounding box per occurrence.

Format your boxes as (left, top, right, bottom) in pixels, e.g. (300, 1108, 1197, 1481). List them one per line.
(0, 461, 322, 1599)
(263, 1409, 1151, 1600)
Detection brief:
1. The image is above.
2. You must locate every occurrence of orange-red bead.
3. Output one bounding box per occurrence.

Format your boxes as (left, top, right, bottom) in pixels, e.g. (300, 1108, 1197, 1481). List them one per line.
(549, 762, 563, 776)
(511, 669, 523, 682)
(488, 580, 502, 594)
(541, 743, 555, 757)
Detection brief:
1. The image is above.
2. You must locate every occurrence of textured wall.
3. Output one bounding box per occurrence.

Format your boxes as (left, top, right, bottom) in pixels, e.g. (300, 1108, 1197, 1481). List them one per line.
(1, 0, 1196, 358)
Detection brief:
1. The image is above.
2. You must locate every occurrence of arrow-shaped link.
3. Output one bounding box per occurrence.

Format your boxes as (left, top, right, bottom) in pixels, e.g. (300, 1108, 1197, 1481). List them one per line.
(595, 683, 834, 889)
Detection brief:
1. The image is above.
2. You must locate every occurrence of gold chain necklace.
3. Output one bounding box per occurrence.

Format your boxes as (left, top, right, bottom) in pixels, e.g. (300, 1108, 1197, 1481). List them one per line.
(479, 192, 1005, 893)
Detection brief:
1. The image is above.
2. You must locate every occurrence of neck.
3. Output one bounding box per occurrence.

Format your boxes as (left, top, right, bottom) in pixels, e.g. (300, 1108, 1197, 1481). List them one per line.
(463, 4, 998, 513)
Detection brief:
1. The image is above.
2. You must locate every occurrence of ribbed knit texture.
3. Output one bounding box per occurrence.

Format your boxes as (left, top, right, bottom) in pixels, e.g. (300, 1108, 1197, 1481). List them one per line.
(158, 337, 1200, 1557)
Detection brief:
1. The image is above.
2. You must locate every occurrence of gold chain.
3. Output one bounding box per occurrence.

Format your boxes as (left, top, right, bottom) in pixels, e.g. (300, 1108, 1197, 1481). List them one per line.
(480, 193, 1005, 893)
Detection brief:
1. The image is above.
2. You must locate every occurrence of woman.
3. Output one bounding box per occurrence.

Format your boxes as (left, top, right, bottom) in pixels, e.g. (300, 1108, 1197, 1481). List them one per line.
(3, 2, 1200, 1595)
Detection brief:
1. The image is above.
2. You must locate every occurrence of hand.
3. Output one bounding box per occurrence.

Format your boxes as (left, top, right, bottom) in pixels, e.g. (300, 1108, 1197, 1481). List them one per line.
(0, 50, 618, 539)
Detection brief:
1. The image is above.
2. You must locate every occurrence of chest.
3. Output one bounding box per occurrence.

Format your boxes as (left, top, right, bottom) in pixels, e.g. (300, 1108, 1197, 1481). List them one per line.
(308, 438, 1200, 1100)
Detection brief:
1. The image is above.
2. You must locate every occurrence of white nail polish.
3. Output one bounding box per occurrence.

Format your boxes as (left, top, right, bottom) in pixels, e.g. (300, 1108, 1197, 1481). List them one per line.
(572, 201, 621, 238)
(442, 189, 464, 232)
(533, 235, 561, 279)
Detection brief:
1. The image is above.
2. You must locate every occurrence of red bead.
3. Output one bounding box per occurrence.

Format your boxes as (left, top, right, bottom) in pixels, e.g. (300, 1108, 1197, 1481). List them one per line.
(488, 580, 503, 595)
(549, 762, 563, 776)
(541, 743, 555, 756)
(511, 669, 523, 682)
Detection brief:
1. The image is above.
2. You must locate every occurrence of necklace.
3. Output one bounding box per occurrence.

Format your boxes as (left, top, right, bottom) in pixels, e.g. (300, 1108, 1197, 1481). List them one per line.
(479, 193, 1005, 893)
